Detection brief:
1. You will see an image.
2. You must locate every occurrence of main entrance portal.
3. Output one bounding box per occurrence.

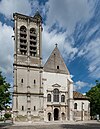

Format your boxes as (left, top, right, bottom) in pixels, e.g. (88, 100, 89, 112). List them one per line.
(54, 108, 59, 120)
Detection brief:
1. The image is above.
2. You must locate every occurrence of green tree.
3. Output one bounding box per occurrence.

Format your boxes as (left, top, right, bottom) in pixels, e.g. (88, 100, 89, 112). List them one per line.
(4, 113, 11, 119)
(86, 80, 100, 117)
(0, 71, 11, 110)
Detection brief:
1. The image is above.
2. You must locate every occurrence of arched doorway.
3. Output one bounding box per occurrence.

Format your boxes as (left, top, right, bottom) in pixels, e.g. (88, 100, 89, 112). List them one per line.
(48, 113, 51, 121)
(54, 108, 59, 120)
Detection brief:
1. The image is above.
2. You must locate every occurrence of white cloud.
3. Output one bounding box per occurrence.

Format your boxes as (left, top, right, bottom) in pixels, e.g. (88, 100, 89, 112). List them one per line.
(46, 0, 94, 34)
(0, 0, 79, 81)
(63, 42, 78, 62)
(70, 74, 74, 78)
(74, 80, 94, 92)
(0, 22, 13, 81)
(0, 0, 40, 82)
(0, 0, 98, 85)
(42, 0, 94, 63)
(78, 38, 100, 79)
(0, 0, 32, 18)
(88, 65, 96, 72)
(0, 0, 95, 68)
(42, 25, 66, 63)
(42, 25, 78, 64)
(78, 49, 86, 57)
(83, 93, 86, 95)
(86, 25, 99, 40)
(74, 81, 89, 91)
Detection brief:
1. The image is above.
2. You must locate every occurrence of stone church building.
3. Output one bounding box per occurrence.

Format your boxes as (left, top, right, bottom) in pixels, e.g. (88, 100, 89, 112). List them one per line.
(12, 12, 90, 122)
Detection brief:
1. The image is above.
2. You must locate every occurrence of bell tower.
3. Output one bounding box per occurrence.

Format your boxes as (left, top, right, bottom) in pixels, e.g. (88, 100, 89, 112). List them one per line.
(13, 12, 44, 122)
(13, 11, 42, 66)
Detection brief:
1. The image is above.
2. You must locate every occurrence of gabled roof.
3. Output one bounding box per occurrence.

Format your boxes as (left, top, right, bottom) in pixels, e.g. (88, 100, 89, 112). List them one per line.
(44, 46, 70, 74)
(73, 91, 89, 100)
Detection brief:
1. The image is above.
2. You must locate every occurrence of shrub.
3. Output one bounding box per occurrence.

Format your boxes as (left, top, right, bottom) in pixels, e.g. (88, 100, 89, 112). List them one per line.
(4, 113, 11, 119)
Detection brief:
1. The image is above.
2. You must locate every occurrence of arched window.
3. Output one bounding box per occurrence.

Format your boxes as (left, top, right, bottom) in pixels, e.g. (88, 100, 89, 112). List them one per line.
(48, 113, 51, 121)
(22, 106, 24, 111)
(34, 106, 36, 111)
(20, 26, 27, 55)
(53, 89, 59, 102)
(61, 95, 65, 102)
(30, 28, 36, 34)
(34, 79, 36, 85)
(47, 94, 51, 102)
(74, 103, 77, 109)
(20, 26, 27, 33)
(62, 112, 66, 120)
(21, 79, 23, 83)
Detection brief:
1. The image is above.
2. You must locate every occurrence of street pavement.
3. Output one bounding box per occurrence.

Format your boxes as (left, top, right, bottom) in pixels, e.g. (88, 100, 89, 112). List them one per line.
(0, 120, 100, 129)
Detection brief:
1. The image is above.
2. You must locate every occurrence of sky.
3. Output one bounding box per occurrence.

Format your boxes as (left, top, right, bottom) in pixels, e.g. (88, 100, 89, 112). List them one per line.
(0, 0, 100, 94)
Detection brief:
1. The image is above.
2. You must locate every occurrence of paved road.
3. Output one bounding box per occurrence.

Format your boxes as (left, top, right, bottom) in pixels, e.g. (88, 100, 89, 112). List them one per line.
(0, 121, 100, 129)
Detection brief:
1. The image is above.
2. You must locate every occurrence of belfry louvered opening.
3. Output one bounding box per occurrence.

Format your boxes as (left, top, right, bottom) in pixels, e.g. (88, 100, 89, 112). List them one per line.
(20, 26, 27, 55)
(30, 28, 37, 56)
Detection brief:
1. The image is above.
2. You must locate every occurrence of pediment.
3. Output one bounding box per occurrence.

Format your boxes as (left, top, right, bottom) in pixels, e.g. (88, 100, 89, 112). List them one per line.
(52, 83, 61, 87)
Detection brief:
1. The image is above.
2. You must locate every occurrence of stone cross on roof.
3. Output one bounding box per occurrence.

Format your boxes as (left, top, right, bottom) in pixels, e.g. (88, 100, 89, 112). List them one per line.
(55, 43, 58, 47)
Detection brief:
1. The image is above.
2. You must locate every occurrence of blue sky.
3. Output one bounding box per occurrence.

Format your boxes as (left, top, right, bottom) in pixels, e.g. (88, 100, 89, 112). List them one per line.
(0, 0, 100, 94)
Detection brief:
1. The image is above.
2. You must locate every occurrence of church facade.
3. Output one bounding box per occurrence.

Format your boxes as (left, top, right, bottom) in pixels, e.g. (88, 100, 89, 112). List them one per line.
(12, 12, 90, 122)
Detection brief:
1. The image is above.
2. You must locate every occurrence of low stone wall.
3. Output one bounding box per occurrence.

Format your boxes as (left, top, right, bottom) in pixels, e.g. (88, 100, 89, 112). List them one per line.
(14, 115, 44, 122)
(74, 111, 90, 121)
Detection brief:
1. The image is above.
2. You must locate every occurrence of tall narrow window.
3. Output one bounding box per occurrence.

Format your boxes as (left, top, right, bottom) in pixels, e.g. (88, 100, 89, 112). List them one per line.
(61, 95, 65, 102)
(47, 94, 51, 102)
(34, 106, 36, 111)
(34, 79, 36, 85)
(21, 79, 23, 83)
(22, 106, 24, 111)
(48, 113, 51, 121)
(53, 89, 59, 102)
(30, 28, 37, 56)
(57, 66, 59, 69)
(74, 103, 77, 109)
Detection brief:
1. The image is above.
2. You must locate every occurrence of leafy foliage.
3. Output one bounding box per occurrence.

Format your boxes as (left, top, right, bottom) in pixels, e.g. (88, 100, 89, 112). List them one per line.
(0, 71, 11, 110)
(86, 80, 100, 116)
(4, 113, 11, 119)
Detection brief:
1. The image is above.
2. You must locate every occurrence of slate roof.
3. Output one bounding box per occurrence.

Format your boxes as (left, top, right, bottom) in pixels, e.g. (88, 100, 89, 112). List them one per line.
(73, 91, 89, 100)
(44, 46, 70, 74)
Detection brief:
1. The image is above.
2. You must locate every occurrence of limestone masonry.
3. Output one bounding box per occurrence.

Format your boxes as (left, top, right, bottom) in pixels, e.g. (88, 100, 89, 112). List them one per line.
(12, 11, 90, 122)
